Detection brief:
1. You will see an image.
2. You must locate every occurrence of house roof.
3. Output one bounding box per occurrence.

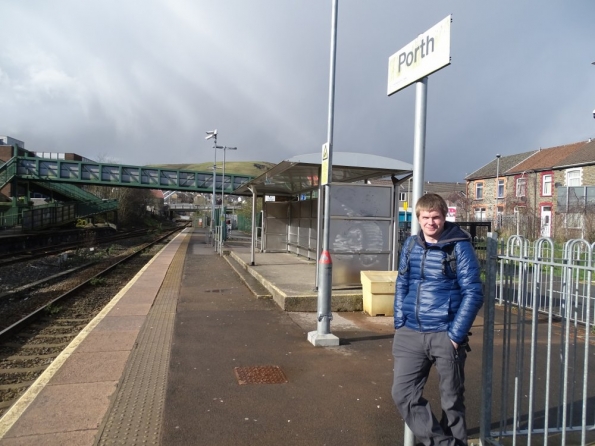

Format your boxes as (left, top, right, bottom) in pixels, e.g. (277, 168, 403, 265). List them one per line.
(554, 139, 595, 168)
(422, 181, 466, 194)
(508, 140, 590, 174)
(465, 150, 538, 181)
(465, 139, 595, 181)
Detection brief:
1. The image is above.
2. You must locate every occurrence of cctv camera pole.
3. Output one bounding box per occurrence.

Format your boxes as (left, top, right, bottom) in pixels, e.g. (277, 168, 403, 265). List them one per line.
(205, 130, 218, 247)
(216, 145, 237, 254)
(308, 0, 340, 347)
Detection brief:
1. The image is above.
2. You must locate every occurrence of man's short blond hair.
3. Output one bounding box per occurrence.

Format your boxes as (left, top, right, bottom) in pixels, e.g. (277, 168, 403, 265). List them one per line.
(415, 193, 448, 219)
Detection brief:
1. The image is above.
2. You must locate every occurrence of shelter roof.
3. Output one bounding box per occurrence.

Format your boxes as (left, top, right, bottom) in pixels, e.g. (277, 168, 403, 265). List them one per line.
(234, 152, 413, 196)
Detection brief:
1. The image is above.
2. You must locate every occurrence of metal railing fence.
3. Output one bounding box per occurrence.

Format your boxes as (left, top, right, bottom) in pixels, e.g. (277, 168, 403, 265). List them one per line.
(480, 235, 595, 445)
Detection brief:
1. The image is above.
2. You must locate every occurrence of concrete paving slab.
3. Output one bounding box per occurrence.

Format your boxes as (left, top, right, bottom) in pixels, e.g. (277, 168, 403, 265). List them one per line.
(115, 289, 158, 304)
(93, 315, 145, 332)
(3, 382, 116, 438)
(0, 430, 97, 446)
(75, 330, 138, 353)
(106, 302, 153, 316)
(50, 351, 130, 385)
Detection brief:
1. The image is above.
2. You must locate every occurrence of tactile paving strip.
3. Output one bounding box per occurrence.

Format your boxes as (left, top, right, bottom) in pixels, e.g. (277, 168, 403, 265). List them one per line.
(234, 365, 288, 385)
(95, 234, 190, 446)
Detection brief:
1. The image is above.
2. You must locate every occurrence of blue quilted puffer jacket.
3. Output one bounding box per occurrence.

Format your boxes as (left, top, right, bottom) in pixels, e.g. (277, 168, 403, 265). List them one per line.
(394, 222, 484, 344)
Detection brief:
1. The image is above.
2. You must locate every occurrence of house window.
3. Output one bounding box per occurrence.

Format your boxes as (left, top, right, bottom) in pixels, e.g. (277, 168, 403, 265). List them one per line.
(496, 206, 504, 226)
(542, 174, 552, 196)
(475, 182, 484, 200)
(516, 178, 527, 197)
(474, 207, 486, 221)
(566, 169, 581, 187)
(399, 192, 407, 202)
(497, 179, 504, 198)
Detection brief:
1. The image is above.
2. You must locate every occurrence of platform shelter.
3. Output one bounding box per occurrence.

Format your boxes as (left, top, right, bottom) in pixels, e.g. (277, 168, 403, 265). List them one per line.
(234, 152, 413, 288)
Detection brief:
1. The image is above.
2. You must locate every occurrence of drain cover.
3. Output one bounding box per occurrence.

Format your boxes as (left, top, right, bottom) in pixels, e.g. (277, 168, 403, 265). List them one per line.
(234, 365, 288, 385)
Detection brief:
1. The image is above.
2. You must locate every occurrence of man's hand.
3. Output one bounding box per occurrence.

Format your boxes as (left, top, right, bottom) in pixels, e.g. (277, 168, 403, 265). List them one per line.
(451, 340, 459, 349)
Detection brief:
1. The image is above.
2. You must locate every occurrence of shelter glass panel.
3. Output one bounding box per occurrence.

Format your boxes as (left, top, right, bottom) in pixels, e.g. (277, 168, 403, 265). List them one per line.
(329, 220, 390, 253)
(332, 253, 391, 287)
(330, 184, 391, 218)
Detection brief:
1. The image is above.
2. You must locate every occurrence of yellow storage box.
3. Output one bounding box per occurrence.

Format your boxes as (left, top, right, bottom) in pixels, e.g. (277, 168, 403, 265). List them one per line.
(360, 270, 398, 317)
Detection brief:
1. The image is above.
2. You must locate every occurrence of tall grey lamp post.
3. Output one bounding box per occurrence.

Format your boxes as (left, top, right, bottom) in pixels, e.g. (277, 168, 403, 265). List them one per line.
(307, 0, 340, 347)
(215, 145, 237, 234)
(205, 130, 218, 244)
(495, 154, 501, 229)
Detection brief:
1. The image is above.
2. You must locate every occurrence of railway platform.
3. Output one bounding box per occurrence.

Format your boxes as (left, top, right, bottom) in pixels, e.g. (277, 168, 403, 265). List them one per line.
(0, 228, 485, 446)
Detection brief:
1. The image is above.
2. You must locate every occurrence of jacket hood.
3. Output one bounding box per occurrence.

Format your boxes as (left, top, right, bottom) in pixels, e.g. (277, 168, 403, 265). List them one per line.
(416, 221, 471, 248)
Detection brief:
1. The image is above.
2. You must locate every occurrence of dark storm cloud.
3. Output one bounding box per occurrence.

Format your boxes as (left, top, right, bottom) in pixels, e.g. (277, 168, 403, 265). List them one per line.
(1, 1, 594, 181)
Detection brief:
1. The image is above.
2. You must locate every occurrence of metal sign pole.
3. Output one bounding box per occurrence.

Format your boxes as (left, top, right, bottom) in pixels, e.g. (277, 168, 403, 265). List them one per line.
(308, 0, 339, 347)
(410, 77, 428, 236)
(250, 186, 257, 266)
(402, 76, 429, 446)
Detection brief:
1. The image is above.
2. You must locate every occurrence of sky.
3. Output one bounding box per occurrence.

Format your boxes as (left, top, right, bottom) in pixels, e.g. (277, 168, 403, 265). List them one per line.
(1, 1, 594, 182)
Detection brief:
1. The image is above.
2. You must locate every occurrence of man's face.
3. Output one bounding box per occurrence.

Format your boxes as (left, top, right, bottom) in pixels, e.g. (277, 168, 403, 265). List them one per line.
(419, 209, 446, 242)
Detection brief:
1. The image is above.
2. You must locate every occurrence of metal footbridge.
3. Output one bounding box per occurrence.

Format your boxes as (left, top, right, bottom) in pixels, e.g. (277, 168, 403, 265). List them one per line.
(2, 155, 252, 193)
(0, 153, 254, 230)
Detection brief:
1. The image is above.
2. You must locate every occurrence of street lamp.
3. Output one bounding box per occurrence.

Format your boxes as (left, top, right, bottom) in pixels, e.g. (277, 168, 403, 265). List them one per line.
(205, 130, 218, 242)
(215, 145, 237, 237)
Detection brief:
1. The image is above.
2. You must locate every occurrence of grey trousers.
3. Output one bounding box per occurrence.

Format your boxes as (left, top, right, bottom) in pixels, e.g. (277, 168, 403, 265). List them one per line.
(392, 327, 467, 446)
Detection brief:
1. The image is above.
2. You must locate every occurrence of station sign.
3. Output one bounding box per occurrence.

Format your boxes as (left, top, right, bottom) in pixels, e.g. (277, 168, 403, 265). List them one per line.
(387, 15, 451, 96)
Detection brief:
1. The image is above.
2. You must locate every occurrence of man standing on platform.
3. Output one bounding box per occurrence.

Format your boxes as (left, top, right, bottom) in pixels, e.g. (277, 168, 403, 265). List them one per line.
(391, 193, 483, 446)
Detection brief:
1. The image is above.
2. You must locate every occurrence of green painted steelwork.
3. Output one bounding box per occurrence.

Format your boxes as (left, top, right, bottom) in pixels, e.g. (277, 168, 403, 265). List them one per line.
(32, 180, 112, 203)
(12, 156, 254, 193)
(0, 157, 18, 188)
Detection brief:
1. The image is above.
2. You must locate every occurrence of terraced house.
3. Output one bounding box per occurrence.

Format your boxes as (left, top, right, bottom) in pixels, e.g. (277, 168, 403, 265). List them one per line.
(464, 139, 595, 241)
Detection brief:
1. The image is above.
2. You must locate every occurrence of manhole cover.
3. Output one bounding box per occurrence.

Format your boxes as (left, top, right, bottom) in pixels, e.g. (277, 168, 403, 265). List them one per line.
(234, 365, 288, 385)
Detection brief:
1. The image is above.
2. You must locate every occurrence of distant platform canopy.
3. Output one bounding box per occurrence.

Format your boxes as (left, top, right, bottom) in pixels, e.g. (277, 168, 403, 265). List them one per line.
(234, 152, 413, 197)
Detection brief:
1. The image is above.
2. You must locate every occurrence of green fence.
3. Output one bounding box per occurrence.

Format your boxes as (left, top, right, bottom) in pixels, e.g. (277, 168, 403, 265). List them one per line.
(237, 214, 252, 232)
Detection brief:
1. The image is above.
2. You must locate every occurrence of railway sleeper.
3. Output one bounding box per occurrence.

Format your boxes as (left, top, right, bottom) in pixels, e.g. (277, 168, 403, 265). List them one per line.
(0, 366, 48, 374)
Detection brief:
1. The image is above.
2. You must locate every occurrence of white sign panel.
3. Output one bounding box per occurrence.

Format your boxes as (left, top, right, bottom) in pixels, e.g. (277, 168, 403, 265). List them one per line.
(387, 15, 451, 96)
(321, 142, 329, 186)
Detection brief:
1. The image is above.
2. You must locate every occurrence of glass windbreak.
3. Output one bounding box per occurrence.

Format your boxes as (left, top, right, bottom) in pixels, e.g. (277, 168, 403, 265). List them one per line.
(330, 184, 391, 217)
(557, 186, 595, 212)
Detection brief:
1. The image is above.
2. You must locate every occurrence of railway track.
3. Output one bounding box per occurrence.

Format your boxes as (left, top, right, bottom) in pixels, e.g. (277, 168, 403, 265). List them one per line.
(0, 226, 186, 417)
(0, 227, 159, 268)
